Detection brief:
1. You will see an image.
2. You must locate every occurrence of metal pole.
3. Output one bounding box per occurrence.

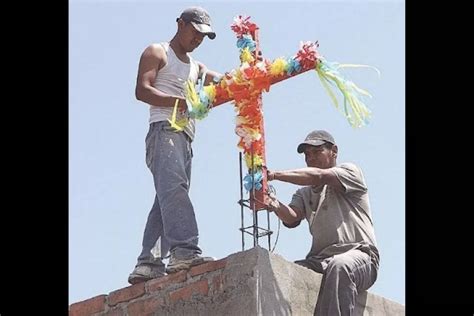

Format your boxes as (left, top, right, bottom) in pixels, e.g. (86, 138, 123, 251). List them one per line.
(267, 210, 271, 250)
(251, 143, 258, 247)
(239, 152, 245, 251)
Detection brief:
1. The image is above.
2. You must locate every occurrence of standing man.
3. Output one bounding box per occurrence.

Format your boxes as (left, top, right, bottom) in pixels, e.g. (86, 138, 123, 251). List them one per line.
(128, 6, 222, 285)
(265, 130, 379, 316)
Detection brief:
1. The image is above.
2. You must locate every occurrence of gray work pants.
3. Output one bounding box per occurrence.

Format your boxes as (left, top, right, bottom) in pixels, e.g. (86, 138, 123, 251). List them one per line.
(296, 248, 378, 316)
(136, 121, 202, 267)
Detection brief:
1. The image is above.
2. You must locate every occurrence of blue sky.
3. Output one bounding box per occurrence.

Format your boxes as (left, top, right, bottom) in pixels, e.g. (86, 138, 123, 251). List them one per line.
(69, 0, 405, 306)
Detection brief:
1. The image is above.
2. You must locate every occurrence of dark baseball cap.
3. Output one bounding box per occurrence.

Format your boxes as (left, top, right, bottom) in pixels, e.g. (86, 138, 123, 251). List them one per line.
(177, 6, 216, 40)
(297, 130, 336, 153)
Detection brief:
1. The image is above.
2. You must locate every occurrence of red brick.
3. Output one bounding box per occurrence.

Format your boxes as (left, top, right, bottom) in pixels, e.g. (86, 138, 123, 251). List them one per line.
(147, 270, 187, 292)
(169, 279, 209, 303)
(211, 274, 226, 294)
(127, 297, 165, 316)
(100, 307, 124, 316)
(69, 294, 106, 316)
(107, 283, 145, 306)
(189, 258, 227, 277)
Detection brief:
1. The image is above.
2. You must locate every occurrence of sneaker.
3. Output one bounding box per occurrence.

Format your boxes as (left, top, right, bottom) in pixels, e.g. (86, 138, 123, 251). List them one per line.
(166, 254, 215, 274)
(128, 263, 166, 285)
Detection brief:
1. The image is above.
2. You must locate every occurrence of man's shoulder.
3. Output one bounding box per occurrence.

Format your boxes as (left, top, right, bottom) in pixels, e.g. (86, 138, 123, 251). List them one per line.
(338, 162, 359, 169)
(335, 162, 363, 173)
(141, 43, 169, 62)
(333, 162, 367, 189)
(148, 42, 167, 52)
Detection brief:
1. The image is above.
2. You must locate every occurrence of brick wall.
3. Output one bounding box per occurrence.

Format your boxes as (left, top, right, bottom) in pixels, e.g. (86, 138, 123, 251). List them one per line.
(69, 259, 227, 316)
(70, 247, 405, 316)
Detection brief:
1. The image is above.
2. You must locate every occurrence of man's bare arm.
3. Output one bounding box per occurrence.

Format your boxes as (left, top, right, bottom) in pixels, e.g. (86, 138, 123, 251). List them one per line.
(197, 61, 222, 86)
(135, 44, 187, 110)
(268, 167, 344, 192)
(267, 194, 305, 227)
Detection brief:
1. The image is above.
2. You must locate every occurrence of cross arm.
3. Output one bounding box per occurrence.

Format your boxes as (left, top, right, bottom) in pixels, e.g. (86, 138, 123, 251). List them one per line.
(211, 66, 314, 107)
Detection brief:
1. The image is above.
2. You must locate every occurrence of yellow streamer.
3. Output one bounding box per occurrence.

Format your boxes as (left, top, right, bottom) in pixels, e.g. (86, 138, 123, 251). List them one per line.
(185, 80, 200, 108)
(167, 99, 188, 131)
(203, 84, 217, 104)
(315, 62, 373, 128)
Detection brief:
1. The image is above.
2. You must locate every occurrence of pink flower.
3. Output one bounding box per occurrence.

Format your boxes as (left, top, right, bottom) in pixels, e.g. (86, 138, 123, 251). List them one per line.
(231, 15, 259, 38)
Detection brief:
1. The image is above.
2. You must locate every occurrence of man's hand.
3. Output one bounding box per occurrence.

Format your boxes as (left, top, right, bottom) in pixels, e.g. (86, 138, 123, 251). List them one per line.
(177, 98, 188, 114)
(265, 166, 276, 181)
(266, 191, 280, 212)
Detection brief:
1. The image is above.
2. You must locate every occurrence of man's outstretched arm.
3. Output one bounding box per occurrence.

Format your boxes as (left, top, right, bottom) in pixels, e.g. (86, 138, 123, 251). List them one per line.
(267, 167, 344, 192)
(197, 61, 223, 85)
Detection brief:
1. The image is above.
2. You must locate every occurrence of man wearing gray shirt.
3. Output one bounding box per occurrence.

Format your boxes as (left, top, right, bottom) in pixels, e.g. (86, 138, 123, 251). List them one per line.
(266, 130, 379, 316)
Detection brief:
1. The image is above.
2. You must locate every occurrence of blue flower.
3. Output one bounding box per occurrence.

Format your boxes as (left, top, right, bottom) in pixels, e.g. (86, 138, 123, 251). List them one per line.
(237, 35, 256, 52)
(243, 170, 263, 191)
(286, 58, 301, 75)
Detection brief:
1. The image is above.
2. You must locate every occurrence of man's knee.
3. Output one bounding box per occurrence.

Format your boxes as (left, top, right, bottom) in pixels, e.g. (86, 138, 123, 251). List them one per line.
(295, 258, 325, 273)
(327, 255, 354, 278)
(333, 254, 353, 267)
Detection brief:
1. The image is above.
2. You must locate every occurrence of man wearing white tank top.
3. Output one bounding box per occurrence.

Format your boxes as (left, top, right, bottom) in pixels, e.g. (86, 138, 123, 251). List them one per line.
(128, 6, 222, 285)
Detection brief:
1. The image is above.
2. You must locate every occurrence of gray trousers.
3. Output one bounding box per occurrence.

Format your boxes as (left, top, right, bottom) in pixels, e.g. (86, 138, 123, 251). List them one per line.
(295, 249, 378, 316)
(136, 121, 202, 267)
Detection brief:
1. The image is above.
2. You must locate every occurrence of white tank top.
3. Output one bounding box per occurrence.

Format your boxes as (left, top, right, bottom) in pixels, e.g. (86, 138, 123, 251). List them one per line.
(149, 42, 199, 140)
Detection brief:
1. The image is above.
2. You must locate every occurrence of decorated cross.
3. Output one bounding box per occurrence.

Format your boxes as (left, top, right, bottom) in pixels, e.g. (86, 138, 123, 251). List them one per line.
(182, 15, 376, 210)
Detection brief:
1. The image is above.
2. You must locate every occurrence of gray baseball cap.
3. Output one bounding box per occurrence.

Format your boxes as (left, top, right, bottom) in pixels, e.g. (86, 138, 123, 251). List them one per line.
(297, 130, 336, 153)
(178, 6, 216, 40)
